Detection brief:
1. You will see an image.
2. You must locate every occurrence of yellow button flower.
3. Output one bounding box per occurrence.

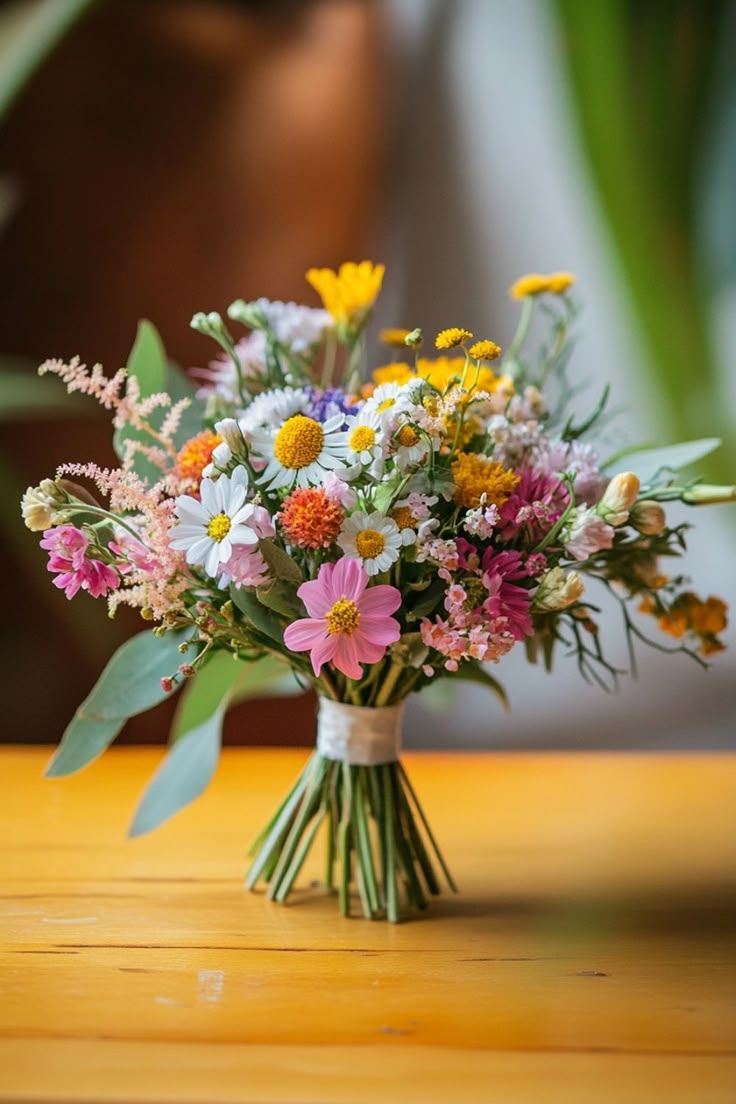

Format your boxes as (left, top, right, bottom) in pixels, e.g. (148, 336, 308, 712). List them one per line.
(509, 272, 575, 300)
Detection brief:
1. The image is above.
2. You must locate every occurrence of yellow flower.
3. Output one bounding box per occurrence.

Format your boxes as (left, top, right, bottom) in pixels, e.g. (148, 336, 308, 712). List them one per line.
(468, 339, 502, 361)
(451, 452, 520, 509)
(371, 361, 417, 387)
(509, 271, 575, 300)
(305, 261, 385, 326)
(435, 327, 473, 350)
(380, 327, 412, 347)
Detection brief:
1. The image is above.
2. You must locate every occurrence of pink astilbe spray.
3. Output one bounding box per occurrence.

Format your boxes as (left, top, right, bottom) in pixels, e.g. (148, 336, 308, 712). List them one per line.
(39, 358, 190, 475)
(55, 463, 190, 618)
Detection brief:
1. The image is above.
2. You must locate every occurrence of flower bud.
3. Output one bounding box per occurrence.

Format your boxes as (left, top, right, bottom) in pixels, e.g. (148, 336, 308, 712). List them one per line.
(681, 484, 736, 505)
(629, 500, 666, 535)
(227, 298, 268, 329)
(20, 479, 67, 531)
(214, 417, 244, 454)
(597, 472, 640, 526)
(534, 567, 585, 612)
(404, 328, 423, 348)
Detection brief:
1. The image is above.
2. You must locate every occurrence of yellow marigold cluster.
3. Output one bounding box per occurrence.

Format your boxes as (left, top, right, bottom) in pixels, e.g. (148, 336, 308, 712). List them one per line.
(639, 591, 728, 656)
(469, 339, 502, 361)
(175, 430, 222, 491)
(450, 452, 520, 509)
(305, 261, 384, 326)
(509, 271, 575, 300)
(435, 327, 473, 350)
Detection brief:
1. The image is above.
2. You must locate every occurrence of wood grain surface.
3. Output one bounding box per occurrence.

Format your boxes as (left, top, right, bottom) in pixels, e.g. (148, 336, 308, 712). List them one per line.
(1, 747, 735, 1103)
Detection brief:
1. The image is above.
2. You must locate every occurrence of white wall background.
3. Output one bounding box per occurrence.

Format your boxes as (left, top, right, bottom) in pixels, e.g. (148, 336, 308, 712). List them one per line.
(378, 0, 735, 749)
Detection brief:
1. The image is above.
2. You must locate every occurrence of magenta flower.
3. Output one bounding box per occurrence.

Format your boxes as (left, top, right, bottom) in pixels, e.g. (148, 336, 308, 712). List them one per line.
(40, 524, 120, 600)
(284, 557, 402, 680)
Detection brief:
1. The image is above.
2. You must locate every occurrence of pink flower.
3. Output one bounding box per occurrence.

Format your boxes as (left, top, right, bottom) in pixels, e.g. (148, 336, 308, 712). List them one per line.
(40, 525, 120, 600)
(284, 558, 402, 680)
(497, 466, 569, 544)
(563, 507, 614, 562)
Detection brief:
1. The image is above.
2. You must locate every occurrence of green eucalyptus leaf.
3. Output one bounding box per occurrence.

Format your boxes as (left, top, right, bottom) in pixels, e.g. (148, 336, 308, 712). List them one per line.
(45, 629, 190, 777)
(258, 538, 303, 583)
(604, 437, 721, 481)
(128, 713, 223, 837)
(171, 651, 299, 744)
(230, 584, 284, 642)
(256, 578, 301, 619)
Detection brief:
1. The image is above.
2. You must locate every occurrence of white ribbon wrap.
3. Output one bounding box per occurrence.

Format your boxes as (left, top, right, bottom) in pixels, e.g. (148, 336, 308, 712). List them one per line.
(317, 699, 404, 765)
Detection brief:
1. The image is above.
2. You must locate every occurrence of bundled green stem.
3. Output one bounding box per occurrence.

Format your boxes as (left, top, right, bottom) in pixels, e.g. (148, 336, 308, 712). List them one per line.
(245, 753, 456, 922)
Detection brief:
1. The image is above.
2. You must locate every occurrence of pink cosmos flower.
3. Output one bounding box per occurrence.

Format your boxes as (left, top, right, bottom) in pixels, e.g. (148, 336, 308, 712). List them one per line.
(40, 524, 120, 600)
(284, 557, 401, 680)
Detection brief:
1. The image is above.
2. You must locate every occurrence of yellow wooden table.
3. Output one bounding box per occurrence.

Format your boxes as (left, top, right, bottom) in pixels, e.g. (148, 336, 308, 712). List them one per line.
(1, 746, 735, 1103)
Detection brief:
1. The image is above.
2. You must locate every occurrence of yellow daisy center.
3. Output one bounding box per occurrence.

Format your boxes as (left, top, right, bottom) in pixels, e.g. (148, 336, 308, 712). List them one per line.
(349, 426, 376, 453)
(397, 425, 419, 448)
(326, 597, 361, 636)
(377, 397, 396, 412)
(207, 513, 232, 542)
(391, 506, 416, 530)
(355, 529, 385, 559)
(274, 415, 324, 470)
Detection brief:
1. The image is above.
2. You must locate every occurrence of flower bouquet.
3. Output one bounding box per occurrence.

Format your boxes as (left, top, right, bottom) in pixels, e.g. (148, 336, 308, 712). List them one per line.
(23, 262, 732, 922)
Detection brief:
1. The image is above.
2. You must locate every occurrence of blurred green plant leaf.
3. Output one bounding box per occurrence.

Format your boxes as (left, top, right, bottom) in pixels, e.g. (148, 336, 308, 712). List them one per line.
(0, 367, 94, 418)
(0, 0, 100, 126)
(45, 629, 191, 777)
(605, 438, 721, 482)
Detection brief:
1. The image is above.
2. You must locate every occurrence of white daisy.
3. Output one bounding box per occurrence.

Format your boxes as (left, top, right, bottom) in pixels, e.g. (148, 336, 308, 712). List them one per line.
(344, 407, 388, 466)
(391, 417, 431, 470)
(239, 386, 309, 434)
(250, 413, 348, 492)
(169, 467, 258, 578)
(362, 381, 418, 423)
(337, 511, 402, 576)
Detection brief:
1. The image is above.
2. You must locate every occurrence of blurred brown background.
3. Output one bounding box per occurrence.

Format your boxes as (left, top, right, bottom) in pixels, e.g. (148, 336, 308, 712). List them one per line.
(1, 0, 390, 744)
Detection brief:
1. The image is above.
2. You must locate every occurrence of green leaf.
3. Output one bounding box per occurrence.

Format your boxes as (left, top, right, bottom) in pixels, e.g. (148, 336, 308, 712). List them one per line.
(230, 583, 284, 643)
(451, 662, 510, 713)
(258, 538, 303, 583)
(113, 320, 168, 482)
(256, 578, 301, 619)
(45, 629, 190, 777)
(128, 714, 223, 838)
(164, 363, 207, 448)
(171, 651, 299, 743)
(130, 651, 301, 836)
(127, 319, 167, 395)
(406, 576, 445, 620)
(605, 438, 722, 482)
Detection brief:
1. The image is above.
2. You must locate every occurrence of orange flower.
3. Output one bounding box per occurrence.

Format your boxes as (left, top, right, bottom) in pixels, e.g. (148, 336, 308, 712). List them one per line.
(175, 430, 222, 491)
